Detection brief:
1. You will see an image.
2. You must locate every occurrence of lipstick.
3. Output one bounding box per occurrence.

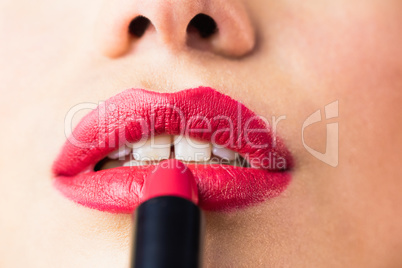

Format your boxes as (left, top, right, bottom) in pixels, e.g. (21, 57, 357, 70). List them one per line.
(131, 159, 202, 268)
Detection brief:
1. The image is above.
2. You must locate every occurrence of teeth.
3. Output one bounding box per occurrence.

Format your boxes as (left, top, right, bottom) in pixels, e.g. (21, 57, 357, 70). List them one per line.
(174, 135, 211, 162)
(96, 135, 250, 171)
(212, 144, 237, 161)
(132, 134, 172, 161)
(107, 146, 131, 160)
(123, 160, 150, 167)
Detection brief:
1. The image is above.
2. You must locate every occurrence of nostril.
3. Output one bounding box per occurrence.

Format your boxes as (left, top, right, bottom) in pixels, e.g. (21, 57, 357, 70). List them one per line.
(187, 13, 217, 38)
(129, 16, 151, 37)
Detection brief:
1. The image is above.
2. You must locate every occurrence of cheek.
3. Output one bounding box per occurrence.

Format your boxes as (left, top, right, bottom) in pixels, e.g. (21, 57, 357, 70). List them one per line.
(274, 2, 402, 154)
(296, 3, 402, 97)
(270, 2, 402, 95)
(276, 3, 402, 259)
(305, 12, 402, 139)
(288, 0, 402, 240)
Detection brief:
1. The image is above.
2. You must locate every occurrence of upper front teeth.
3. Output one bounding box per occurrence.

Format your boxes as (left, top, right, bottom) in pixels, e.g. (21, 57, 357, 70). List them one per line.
(132, 134, 172, 161)
(212, 145, 236, 161)
(174, 135, 212, 162)
(107, 145, 131, 159)
(106, 135, 241, 164)
(95, 135, 247, 171)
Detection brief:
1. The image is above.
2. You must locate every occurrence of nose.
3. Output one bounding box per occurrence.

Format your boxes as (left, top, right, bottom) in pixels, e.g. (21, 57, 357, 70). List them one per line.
(95, 0, 255, 58)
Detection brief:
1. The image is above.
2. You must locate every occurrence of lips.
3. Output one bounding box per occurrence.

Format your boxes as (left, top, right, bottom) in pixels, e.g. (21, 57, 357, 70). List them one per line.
(52, 87, 293, 213)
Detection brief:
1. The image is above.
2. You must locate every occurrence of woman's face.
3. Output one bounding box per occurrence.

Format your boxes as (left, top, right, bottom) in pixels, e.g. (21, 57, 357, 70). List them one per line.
(1, 0, 402, 266)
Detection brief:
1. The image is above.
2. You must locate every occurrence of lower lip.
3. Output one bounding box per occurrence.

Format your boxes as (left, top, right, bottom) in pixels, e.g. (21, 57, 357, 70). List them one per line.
(54, 164, 291, 214)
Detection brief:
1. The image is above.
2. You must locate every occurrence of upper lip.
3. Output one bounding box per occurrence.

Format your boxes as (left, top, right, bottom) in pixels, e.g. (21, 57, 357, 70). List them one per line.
(52, 87, 293, 213)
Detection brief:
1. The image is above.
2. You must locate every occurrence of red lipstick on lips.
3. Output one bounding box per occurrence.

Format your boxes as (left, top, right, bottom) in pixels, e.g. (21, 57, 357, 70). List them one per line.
(52, 87, 293, 213)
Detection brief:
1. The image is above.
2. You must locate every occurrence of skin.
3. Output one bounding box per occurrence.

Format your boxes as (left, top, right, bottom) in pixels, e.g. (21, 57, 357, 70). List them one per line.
(1, 0, 402, 267)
